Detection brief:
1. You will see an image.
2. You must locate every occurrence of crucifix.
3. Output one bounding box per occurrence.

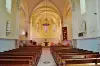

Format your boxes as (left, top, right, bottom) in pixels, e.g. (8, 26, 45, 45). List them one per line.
(42, 18, 50, 32)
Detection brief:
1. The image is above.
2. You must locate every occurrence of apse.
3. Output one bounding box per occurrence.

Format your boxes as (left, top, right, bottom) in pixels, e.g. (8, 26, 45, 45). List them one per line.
(30, 0, 61, 44)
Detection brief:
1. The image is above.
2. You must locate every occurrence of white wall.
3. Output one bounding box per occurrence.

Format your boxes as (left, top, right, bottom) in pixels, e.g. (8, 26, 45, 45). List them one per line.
(0, 0, 19, 39)
(96, 0, 100, 36)
(72, 0, 81, 39)
(77, 39, 100, 52)
(85, 0, 98, 37)
(0, 39, 16, 52)
(0, 0, 19, 52)
(71, 0, 100, 52)
(72, 0, 99, 39)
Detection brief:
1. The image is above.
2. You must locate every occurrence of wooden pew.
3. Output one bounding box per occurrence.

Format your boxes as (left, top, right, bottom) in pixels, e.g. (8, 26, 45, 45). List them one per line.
(0, 46, 42, 66)
(60, 58, 98, 66)
(0, 59, 32, 66)
(50, 46, 100, 66)
(0, 53, 38, 65)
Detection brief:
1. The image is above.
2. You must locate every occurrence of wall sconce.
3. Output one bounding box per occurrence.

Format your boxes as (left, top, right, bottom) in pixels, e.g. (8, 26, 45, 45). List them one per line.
(21, 31, 25, 35)
(6, 20, 11, 36)
(21, 31, 28, 38)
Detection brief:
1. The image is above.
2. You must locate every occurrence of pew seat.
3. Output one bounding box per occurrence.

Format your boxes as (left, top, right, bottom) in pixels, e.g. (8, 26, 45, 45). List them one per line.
(0, 46, 42, 66)
(50, 46, 100, 66)
(0, 59, 32, 66)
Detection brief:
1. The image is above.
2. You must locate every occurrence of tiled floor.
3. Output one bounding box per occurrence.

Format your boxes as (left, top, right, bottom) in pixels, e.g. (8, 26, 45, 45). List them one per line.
(37, 48, 56, 66)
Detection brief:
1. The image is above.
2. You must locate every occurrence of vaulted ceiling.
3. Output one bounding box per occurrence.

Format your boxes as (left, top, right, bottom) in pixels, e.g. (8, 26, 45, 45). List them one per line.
(20, 0, 72, 40)
(21, 0, 71, 17)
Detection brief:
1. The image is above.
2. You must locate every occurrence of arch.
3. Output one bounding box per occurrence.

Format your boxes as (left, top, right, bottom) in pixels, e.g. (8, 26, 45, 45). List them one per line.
(30, 0, 61, 19)
(32, 11, 61, 26)
(30, 0, 62, 40)
(66, 6, 71, 19)
(20, 6, 26, 18)
(20, 0, 29, 20)
(30, 0, 61, 24)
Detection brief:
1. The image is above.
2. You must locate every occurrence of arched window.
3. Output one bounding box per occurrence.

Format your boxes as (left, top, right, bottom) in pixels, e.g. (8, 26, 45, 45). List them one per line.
(80, 0, 86, 14)
(53, 24, 56, 32)
(6, 0, 12, 14)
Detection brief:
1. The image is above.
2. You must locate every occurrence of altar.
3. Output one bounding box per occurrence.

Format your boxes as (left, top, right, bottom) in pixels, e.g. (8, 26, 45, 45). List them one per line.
(44, 42, 49, 46)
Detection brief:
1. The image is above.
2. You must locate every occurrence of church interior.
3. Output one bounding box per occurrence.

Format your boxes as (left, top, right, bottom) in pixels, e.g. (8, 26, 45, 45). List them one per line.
(0, 0, 100, 66)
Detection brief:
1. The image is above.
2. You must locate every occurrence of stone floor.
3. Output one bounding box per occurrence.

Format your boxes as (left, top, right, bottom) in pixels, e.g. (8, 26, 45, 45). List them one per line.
(37, 48, 56, 66)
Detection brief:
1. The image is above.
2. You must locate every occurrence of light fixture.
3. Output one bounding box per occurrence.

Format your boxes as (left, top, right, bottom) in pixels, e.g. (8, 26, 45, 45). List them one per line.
(22, 31, 25, 35)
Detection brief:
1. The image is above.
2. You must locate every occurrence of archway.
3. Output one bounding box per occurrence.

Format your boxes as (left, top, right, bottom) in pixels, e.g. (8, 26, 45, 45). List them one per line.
(19, 0, 29, 40)
(30, 0, 62, 46)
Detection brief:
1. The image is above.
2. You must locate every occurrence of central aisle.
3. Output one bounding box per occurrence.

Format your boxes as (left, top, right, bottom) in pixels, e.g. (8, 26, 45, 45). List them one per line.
(37, 48, 56, 66)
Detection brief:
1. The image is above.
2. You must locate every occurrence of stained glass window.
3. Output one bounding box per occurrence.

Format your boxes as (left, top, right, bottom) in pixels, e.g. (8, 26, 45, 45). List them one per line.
(36, 23, 39, 32)
(53, 24, 56, 32)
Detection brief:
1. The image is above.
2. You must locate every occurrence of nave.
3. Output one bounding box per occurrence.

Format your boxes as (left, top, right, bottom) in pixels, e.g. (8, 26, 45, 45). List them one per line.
(37, 48, 56, 66)
(1, 0, 100, 66)
(0, 45, 100, 66)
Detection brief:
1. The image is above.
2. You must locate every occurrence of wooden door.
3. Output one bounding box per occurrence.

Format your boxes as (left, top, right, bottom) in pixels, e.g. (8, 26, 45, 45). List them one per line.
(62, 27, 67, 40)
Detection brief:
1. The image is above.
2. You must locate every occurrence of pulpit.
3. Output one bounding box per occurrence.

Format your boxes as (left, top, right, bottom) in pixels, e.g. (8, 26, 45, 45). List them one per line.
(44, 42, 49, 46)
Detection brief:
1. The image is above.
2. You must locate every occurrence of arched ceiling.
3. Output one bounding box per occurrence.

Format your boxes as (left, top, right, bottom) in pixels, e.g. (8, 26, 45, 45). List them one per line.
(20, 0, 72, 40)
(31, 0, 61, 24)
(20, 0, 29, 19)
(24, 0, 71, 17)
(30, 0, 62, 38)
